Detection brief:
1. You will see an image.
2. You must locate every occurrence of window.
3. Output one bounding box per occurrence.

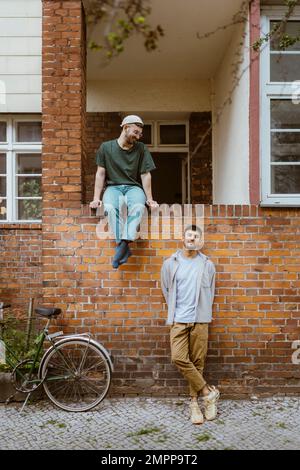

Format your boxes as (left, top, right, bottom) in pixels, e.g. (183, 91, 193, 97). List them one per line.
(0, 116, 42, 222)
(270, 20, 300, 82)
(0, 122, 6, 142)
(270, 100, 300, 194)
(159, 124, 187, 145)
(261, 10, 300, 206)
(141, 121, 188, 148)
(16, 121, 42, 143)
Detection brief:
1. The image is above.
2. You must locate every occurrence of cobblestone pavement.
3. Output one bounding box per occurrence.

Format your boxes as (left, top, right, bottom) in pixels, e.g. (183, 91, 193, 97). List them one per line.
(0, 396, 300, 450)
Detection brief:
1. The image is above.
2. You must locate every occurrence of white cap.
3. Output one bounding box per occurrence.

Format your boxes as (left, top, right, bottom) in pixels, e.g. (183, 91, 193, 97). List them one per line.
(120, 115, 144, 127)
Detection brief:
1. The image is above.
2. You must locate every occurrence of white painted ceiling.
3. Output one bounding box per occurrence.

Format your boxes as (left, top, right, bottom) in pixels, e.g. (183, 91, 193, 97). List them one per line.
(86, 0, 246, 80)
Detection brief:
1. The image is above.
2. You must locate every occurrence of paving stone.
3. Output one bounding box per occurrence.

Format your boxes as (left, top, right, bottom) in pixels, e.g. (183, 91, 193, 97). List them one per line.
(0, 397, 299, 450)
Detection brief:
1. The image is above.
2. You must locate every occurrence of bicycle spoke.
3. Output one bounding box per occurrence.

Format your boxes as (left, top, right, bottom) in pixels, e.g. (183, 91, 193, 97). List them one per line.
(42, 340, 111, 411)
(83, 380, 103, 393)
(77, 342, 91, 373)
(81, 358, 107, 375)
(78, 382, 88, 402)
(47, 359, 68, 372)
(79, 378, 104, 396)
(81, 375, 106, 382)
(47, 381, 66, 395)
(64, 348, 78, 372)
(69, 380, 77, 403)
(59, 385, 70, 404)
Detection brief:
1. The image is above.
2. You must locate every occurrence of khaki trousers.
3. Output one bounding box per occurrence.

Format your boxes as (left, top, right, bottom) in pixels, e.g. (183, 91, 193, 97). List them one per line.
(170, 322, 208, 397)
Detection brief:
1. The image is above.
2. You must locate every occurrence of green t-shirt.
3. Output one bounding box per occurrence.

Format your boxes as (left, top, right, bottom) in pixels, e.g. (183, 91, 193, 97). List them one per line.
(96, 139, 156, 188)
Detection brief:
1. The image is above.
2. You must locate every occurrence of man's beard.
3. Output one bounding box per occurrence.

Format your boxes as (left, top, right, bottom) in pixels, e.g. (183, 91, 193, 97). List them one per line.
(184, 241, 198, 251)
(125, 132, 137, 146)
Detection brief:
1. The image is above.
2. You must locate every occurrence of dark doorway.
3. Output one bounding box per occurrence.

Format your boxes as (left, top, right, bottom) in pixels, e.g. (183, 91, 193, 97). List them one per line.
(151, 153, 188, 205)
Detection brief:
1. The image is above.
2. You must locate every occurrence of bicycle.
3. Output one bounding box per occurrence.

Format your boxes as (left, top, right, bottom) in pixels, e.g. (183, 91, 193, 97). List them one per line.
(0, 303, 113, 412)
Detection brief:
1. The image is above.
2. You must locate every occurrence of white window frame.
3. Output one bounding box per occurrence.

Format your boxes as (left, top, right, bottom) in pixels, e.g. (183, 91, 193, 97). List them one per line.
(145, 120, 189, 151)
(260, 7, 300, 206)
(0, 115, 42, 223)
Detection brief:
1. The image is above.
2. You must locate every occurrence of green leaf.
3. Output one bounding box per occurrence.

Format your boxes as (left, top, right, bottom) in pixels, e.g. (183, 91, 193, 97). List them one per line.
(134, 16, 146, 25)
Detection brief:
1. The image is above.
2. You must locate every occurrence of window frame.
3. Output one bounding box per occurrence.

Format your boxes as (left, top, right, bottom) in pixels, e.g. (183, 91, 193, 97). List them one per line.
(0, 115, 42, 223)
(260, 7, 300, 206)
(144, 120, 189, 152)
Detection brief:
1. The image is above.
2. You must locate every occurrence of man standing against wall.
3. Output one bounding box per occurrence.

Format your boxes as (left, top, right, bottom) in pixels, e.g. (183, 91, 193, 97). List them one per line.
(161, 225, 219, 424)
(90, 115, 158, 268)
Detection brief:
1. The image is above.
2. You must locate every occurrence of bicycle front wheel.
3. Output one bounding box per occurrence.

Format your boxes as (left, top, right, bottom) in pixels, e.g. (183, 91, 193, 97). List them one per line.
(40, 338, 112, 412)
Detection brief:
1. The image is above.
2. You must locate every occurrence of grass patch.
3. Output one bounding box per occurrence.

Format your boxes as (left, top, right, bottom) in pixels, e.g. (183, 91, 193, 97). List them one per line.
(154, 434, 168, 444)
(127, 427, 161, 437)
(196, 433, 211, 442)
(39, 419, 67, 429)
(276, 422, 287, 429)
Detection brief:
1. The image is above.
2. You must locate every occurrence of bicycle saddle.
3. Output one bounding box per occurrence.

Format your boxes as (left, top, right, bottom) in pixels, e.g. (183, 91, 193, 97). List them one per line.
(35, 307, 62, 318)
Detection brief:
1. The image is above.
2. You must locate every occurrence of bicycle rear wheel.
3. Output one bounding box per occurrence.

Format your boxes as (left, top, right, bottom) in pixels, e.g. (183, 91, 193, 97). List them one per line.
(40, 338, 112, 412)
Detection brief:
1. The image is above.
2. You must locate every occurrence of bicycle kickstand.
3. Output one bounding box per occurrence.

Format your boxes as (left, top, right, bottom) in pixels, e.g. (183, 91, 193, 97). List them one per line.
(20, 392, 32, 413)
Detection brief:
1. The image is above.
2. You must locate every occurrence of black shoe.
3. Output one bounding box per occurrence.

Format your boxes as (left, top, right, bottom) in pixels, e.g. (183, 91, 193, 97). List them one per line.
(118, 245, 132, 265)
(112, 240, 129, 269)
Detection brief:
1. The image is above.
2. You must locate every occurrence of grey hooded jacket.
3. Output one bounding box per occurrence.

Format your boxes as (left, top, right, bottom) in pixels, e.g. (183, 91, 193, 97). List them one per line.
(161, 250, 216, 325)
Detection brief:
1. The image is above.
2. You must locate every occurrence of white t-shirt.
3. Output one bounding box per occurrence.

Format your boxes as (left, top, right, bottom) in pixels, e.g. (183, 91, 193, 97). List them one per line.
(174, 252, 200, 323)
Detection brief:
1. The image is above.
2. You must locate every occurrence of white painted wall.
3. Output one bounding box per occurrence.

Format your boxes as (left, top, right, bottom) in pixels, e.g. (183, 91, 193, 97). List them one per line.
(0, 0, 42, 112)
(86, 0, 244, 81)
(212, 18, 250, 204)
(87, 80, 211, 112)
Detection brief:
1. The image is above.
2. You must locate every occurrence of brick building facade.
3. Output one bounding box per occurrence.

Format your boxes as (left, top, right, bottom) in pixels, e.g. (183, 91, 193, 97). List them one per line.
(0, 0, 300, 397)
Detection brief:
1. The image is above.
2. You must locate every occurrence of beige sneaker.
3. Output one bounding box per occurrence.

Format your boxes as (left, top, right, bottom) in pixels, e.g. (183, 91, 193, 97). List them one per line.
(190, 401, 204, 425)
(203, 386, 220, 421)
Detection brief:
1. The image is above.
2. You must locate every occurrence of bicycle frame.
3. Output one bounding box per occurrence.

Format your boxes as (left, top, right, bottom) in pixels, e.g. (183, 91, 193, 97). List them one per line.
(1, 315, 67, 386)
(1, 303, 114, 412)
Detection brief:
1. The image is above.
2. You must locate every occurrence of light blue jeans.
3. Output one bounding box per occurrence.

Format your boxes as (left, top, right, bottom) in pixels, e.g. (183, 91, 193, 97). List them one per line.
(102, 185, 147, 244)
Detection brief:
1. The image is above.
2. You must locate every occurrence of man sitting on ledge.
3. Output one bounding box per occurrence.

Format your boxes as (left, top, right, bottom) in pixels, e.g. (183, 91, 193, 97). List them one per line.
(90, 115, 158, 269)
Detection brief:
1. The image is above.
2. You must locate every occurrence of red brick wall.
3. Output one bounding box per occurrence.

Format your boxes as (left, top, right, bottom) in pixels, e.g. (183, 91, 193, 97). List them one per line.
(0, 225, 42, 314)
(37, 205, 300, 397)
(203, 206, 300, 397)
(1, 218, 299, 396)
